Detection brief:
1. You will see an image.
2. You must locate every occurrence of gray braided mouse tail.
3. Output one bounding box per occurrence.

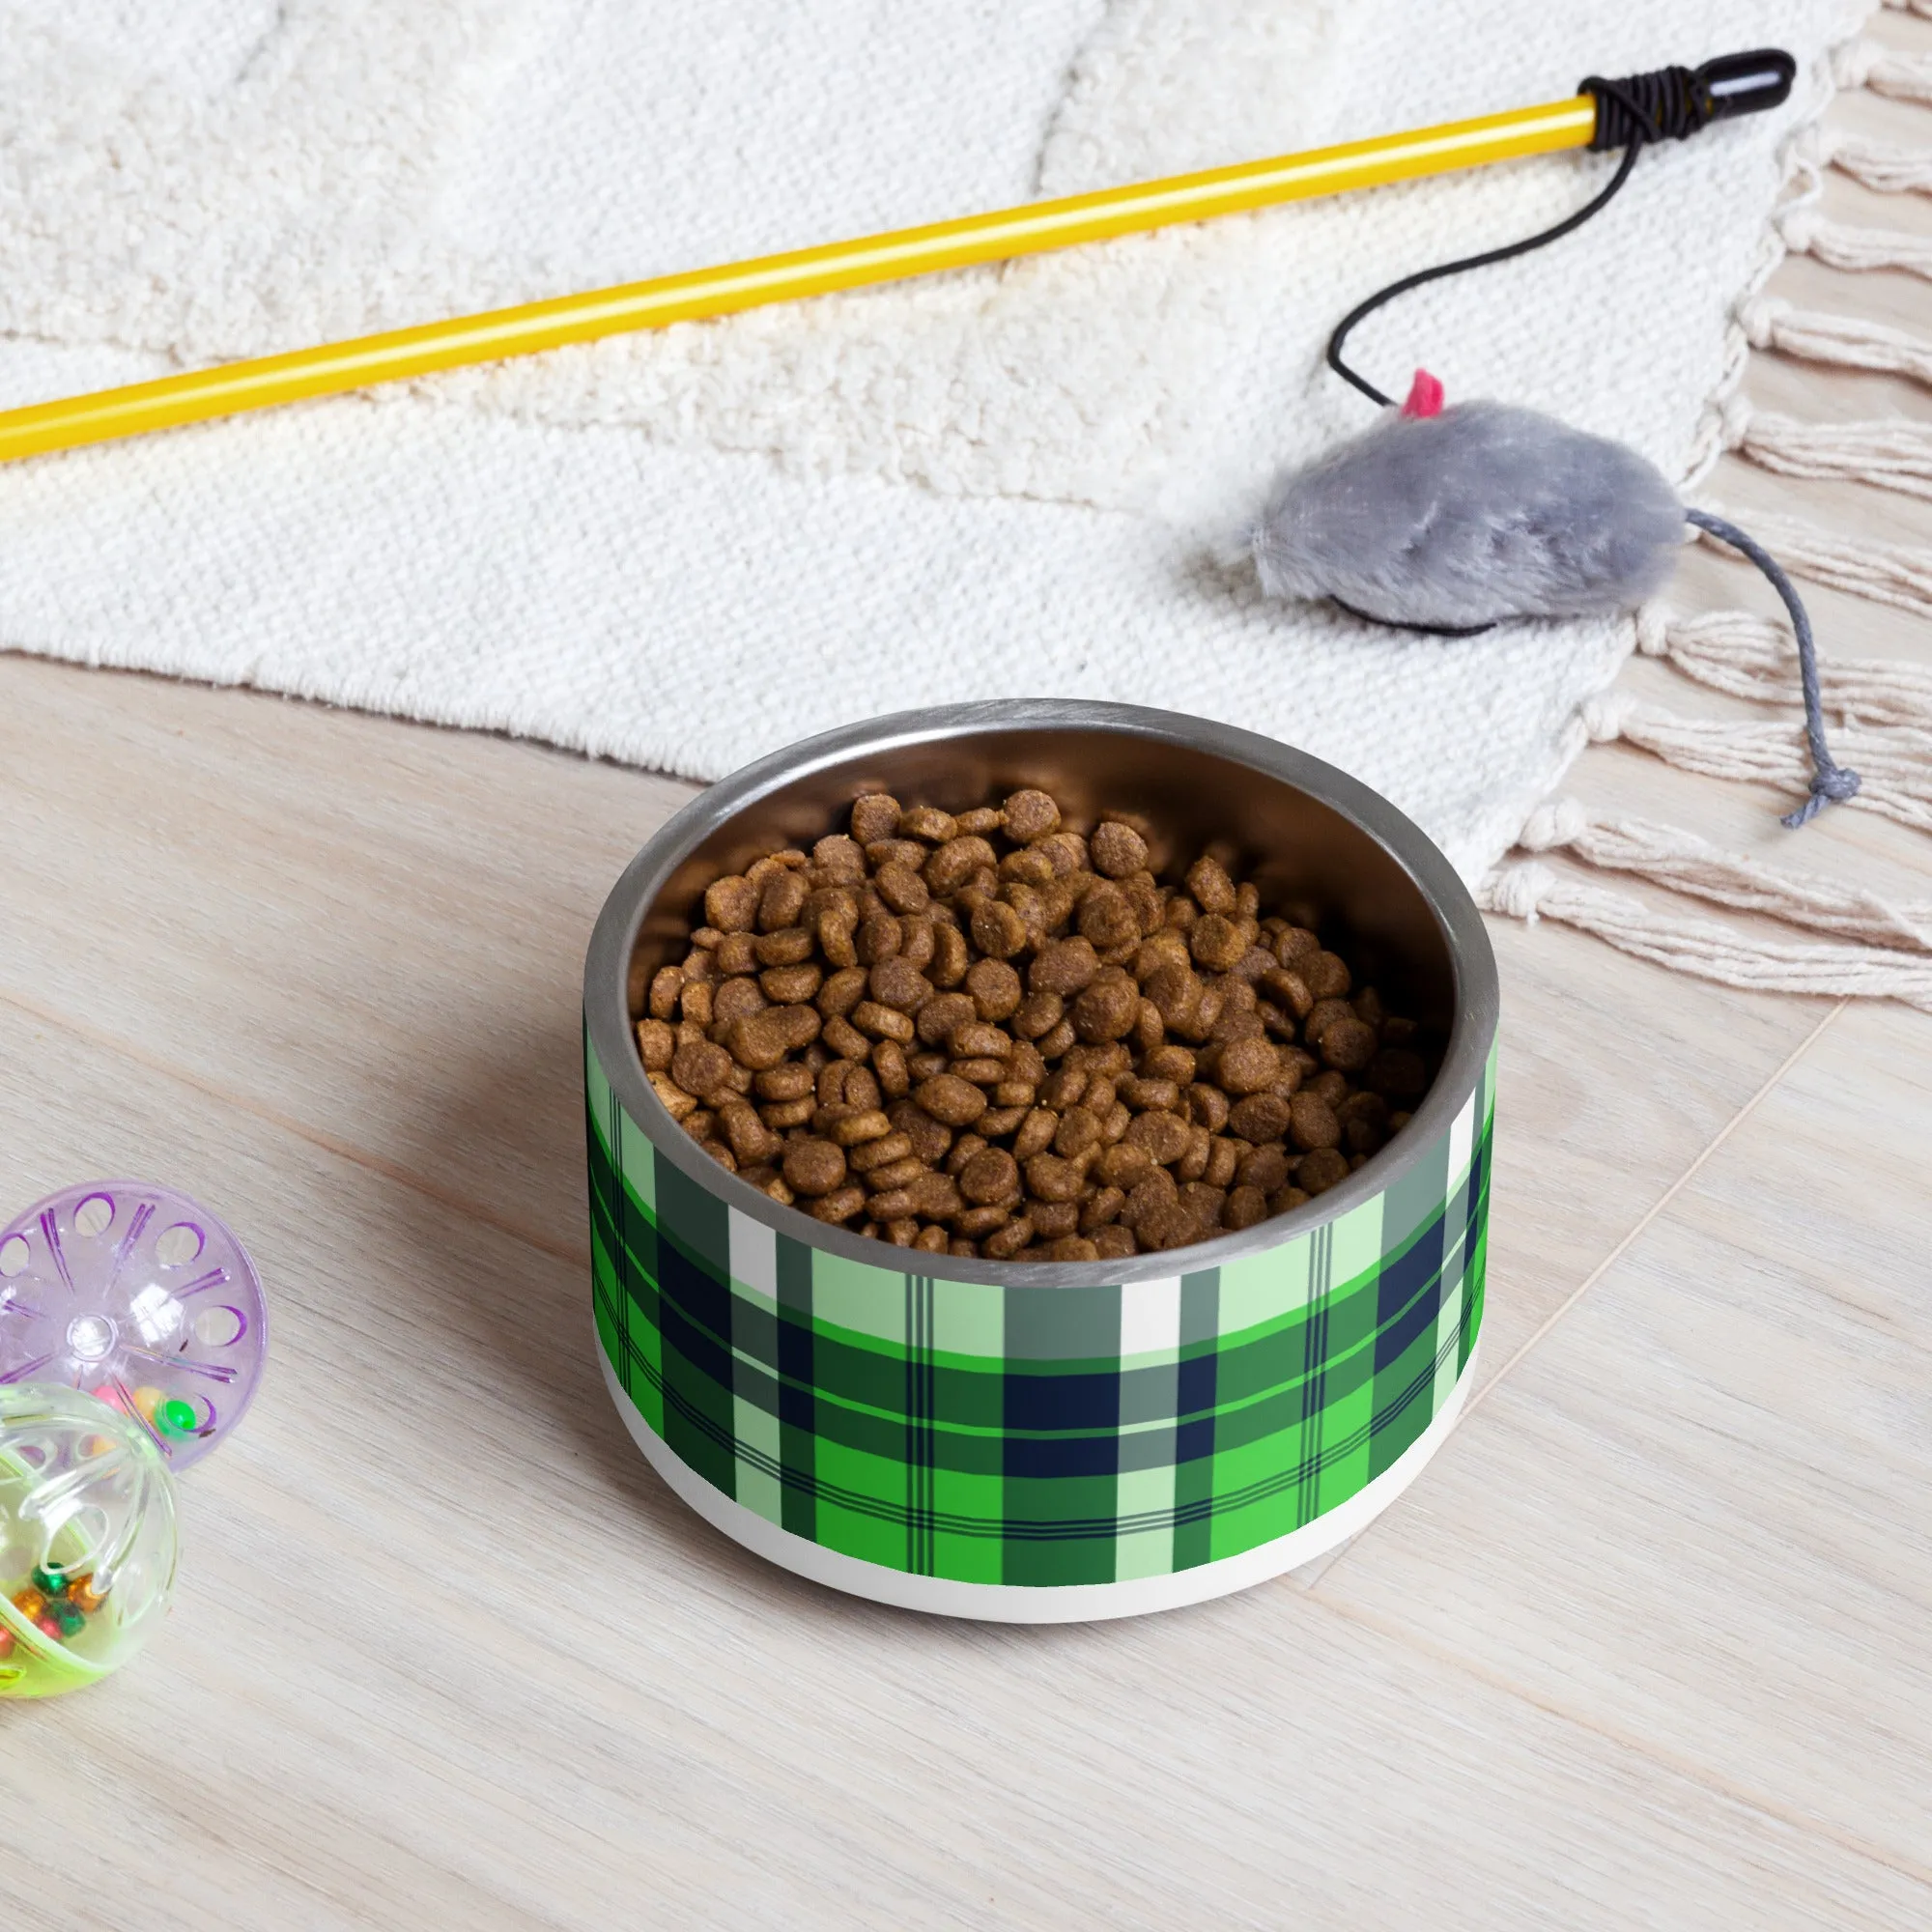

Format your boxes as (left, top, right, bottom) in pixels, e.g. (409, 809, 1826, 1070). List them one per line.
(1683, 509, 1861, 829)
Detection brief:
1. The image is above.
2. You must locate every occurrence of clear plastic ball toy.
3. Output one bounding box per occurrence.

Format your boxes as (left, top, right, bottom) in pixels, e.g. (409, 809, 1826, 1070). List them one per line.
(0, 1382, 180, 1697)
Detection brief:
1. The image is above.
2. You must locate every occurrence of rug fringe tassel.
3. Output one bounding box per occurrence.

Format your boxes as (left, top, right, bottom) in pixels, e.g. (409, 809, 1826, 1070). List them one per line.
(1635, 604, 1932, 730)
(1479, 861, 1932, 1009)
(1742, 297, 1932, 386)
(1516, 799, 1932, 951)
(1723, 396, 1932, 499)
(1822, 129, 1932, 193)
(1778, 206, 1932, 281)
(1834, 37, 1932, 103)
(1578, 690, 1932, 834)
(1883, 0, 1932, 17)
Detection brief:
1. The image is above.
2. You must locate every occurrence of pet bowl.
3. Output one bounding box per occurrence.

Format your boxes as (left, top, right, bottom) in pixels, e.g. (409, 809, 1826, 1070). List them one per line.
(583, 701, 1497, 1621)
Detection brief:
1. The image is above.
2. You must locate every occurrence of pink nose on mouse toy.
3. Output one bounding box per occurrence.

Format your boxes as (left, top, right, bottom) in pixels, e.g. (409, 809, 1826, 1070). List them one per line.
(1401, 369, 1444, 418)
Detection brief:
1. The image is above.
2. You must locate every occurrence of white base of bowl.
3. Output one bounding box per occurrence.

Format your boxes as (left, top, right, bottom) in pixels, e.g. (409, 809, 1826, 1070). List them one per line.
(601, 1340, 1477, 1623)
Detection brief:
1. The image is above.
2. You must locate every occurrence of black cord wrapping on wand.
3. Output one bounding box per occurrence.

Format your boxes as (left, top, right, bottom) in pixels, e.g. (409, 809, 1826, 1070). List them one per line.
(1321, 54, 1860, 826)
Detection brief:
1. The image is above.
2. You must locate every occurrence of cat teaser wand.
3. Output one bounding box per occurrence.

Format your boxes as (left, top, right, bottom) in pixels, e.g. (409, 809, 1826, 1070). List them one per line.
(0, 52, 1792, 464)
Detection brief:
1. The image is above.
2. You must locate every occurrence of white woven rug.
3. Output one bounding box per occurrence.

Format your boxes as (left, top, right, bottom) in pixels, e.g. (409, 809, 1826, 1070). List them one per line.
(0, 0, 1875, 892)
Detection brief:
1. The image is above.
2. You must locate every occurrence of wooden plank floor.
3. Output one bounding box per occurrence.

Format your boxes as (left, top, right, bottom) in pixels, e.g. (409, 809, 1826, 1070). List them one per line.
(4, 22, 1930, 1927)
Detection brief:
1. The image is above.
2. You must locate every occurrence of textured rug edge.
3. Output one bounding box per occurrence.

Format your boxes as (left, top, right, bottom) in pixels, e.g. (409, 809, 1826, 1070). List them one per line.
(1479, 0, 1932, 1011)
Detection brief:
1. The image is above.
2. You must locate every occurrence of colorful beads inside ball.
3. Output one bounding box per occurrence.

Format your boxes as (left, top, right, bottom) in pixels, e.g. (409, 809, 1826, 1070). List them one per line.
(0, 1384, 179, 1698)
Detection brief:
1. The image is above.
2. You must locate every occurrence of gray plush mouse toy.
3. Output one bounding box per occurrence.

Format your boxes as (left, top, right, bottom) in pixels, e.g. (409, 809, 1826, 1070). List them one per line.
(1253, 373, 1683, 634)
(1249, 50, 1860, 829)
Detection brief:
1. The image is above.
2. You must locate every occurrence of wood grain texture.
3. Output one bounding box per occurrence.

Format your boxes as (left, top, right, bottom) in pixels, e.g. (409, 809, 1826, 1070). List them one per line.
(4, 15, 1932, 1925)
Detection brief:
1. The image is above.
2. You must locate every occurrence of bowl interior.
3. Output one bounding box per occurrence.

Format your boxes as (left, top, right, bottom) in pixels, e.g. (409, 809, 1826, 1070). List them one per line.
(627, 724, 1455, 1036)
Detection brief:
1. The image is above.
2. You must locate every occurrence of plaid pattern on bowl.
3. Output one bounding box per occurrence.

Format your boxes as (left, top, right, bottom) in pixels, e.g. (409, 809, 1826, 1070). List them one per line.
(586, 1025, 1492, 1589)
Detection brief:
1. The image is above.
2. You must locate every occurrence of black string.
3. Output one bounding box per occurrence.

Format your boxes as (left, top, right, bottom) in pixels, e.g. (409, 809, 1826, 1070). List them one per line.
(1327, 78, 1663, 407)
(1319, 70, 1861, 826)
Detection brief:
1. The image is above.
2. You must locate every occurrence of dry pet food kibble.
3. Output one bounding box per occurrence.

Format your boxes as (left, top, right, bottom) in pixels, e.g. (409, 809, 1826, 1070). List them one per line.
(637, 788, 1439, 1263)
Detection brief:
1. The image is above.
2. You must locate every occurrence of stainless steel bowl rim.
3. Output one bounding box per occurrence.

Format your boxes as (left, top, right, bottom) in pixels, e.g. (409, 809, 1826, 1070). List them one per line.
(585, 699, 1499, 1288)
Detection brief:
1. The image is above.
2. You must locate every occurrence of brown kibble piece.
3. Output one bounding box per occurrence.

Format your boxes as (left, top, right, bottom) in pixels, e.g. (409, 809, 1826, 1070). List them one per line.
(954, 1205, 1011, 1239)
(1002, 789, 1061, 842)
(1071, 969, 1140, 1041)
(1222, 1185, 1268, 1232)
(1029, 936, 1099, 997)
(648, 1071, 697, 1122)
(867, 958, 932, 1012)
(812, 904, 858, 973)
(1304, 951, 1352, 999)
(970, 899, 1029, 959)
(950, 1057, 1009, 1086)
(982, 1218, 1035, 1261)
(1236, 1144, 1292, 1194)
(1138, 1203, 1199, 1252)
(755, 925, 815, 968)
(915, 1074, 989, 1127)
(703, 875, 759, 933)
(1289, 1092, 1342, 1152)
(1010, 990, 1065, 1041)
(924, 835, 998, 895)
(898, 805, 955, 842)
(850, 1001, 916, 1045)
(848, 794, 902, 844)
(1260, 966, 1315, 1019)
(1090, 820, 1149, 878)
(1077, 885, 1140, 951)
(916, 991, 978, 1046)
(827, 1110, 893, 1148)
(1189, 915, 1247, 973)
(760, 963, 822, 1006)
(875, 864, 930, 915)
(810, 1185, 867, 1224)
(1185, 856, 1237, 916)
(647, 966, 685, 1021)
(782, 1139, 848, 1198)
(1095, 1142, 1152, 1190)
(671, 1039, 734, 1099)
(1042, 1236, 1100, 1264)
(929, 923, 970, 987)
(758, 870, 810, 933)
(964, 957, 1022, 1021)
(635, 1018, 675, 1071)
(1093, 1224, 1138, 1260)
(718, 1101, 781, 1165)
(1053, 1106, 1103, 1159)
(1024, 1153, 1084, 1203)
(1302, 997, 1355, 1045)
(1319, 1017, 1378, 1072)
(1216, 1037, 1280, 1096)
(1124, 1112, 1191, 1166)
(958, 1147, 1020, 1204)
(1185, 1082, 1231, 1134)
(1298, 1147, 1350, 1196)
(713, 978, 765, 1026)
(812, 835, 867, 882)
(1079, 1186, 1126, 1233)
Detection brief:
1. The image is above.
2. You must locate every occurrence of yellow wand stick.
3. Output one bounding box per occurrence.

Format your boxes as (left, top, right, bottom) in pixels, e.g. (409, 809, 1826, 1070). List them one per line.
(0, 54, 1791, 466)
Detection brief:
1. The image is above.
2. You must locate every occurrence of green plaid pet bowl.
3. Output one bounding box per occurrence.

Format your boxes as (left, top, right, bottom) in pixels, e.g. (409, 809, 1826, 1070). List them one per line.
(584, 701, 1497, 1621)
